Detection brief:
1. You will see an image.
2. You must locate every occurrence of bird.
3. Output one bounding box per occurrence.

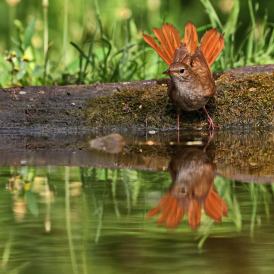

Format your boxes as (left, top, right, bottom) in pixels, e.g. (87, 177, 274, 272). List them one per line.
(146, 142, 228, 230)
(143, 22, 224, 130)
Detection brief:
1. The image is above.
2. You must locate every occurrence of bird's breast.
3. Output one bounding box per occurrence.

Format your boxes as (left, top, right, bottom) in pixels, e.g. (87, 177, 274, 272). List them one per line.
(170, 79, 213, 111)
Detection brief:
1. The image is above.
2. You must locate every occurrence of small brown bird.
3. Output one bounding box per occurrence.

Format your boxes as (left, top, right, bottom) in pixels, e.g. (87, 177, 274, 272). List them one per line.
(143, 22, 224, 130)
(147, 145, 228, 230)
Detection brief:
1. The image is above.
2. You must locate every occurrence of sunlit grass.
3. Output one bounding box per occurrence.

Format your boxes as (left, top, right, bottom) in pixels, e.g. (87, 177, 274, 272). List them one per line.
(42, 0, 49, 84)
(201, 0, 274, 70)
(0, 0, 273, 87)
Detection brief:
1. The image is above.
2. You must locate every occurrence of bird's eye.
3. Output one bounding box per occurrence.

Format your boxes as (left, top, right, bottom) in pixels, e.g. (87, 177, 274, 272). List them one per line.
(179, 69, 185, 74)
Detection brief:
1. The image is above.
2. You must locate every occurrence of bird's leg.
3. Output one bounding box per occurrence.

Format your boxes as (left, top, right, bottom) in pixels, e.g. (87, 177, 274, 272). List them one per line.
(202, 106, 218, 130)
(203, 130, 215, 152)
(176, 110, 180, 143)
(176, 112, 180, 131)
(145, 117, 148, 140)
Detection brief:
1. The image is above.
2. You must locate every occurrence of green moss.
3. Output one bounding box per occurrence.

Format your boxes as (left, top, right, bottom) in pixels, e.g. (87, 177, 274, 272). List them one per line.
(85, 83, 181, 129)
(85, 73, 274, 129)
(215, 73, 274, 128)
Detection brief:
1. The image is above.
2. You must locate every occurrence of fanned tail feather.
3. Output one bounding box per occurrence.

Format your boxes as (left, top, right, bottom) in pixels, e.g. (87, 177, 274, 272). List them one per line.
(144, 22, 224, 67)
(143, 23, 181, 65)
(183, 22, 198, 54)
(204, 186, 228, 222)
(188, 199, 201, 230)
(200, 29, 224, 66)
(143, 34, 171, 64)
(146, 193, 184, 228)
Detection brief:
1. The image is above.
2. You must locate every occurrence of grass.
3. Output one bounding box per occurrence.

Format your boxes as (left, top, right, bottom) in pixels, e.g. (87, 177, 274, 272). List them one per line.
(201, 0, 274, 70)
(0, 0, 273, 87)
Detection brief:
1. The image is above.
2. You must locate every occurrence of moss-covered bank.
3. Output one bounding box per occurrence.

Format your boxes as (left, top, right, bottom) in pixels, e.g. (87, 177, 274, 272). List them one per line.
(85, 73, 274, 129)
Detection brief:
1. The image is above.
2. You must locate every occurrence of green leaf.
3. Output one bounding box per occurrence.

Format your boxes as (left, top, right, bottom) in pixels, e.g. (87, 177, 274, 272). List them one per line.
(224, 0, 240, 38)
(23, 18, 36, 49)
(200, 0, 223, 29)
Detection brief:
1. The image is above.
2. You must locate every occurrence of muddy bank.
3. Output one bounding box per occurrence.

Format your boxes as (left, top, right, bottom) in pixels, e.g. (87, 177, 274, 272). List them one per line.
(0, 65, 273, 132)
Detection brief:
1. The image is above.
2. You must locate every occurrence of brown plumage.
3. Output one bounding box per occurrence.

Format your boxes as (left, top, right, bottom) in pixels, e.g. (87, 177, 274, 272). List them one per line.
(143, 22, 224, 129)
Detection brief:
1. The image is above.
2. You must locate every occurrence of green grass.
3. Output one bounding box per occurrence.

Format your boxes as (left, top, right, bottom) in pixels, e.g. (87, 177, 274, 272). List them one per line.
(201, 0, 274, 70)
(0, 0, 273, 87)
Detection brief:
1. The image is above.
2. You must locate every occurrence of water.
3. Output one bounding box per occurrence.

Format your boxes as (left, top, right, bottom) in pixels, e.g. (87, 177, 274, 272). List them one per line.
(0, 130, 273, 274)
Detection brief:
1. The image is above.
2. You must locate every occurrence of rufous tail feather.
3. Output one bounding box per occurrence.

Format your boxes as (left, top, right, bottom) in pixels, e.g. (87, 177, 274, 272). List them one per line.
(146, 193, 184, 228)
(183, 22, 198, 54)
(143, 23, 180, 65)
(200, 29, 224, 67)
(144, 22, 224, 67)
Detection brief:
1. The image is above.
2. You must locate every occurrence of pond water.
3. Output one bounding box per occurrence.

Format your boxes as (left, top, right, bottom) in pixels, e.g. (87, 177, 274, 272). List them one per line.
(0, 130, 273, 274)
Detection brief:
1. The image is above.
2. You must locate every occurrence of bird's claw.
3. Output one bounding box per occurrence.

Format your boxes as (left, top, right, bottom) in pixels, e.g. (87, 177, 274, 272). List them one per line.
(207, 116, 219, 131)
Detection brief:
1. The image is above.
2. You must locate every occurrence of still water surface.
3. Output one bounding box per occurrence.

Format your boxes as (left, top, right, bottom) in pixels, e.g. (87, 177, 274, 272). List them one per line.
(0, 131, 273, 274)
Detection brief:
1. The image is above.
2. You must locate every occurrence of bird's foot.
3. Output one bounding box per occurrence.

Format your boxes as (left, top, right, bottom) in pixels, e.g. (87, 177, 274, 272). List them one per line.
(203, 106, 219, 131)
(207, 116, 219, 131)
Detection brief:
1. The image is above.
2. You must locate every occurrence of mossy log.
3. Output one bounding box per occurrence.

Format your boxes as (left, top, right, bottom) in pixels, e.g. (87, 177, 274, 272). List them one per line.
(0, 65, 273, 132)
(86, 67, 274, 130)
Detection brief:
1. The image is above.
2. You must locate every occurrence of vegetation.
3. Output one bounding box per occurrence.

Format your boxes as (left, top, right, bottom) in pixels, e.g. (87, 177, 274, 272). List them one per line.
(0, 0, 273, 87)
(0, 165, 273, 273)
(1, 166, 273, 240)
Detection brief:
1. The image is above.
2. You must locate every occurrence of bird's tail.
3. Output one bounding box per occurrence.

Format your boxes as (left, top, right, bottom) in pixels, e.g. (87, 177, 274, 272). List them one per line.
(200, 29, 224, 67)
(146, 193, 184, 228)
(183, 22, 198, 54)
(143, 22, 224, 67)
(204, 186, 228, 221)
(143, 23, 181, 65)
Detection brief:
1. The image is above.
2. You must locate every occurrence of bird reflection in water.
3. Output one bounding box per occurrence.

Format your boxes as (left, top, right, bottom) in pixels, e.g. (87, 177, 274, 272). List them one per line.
(147, 138, 227, 229)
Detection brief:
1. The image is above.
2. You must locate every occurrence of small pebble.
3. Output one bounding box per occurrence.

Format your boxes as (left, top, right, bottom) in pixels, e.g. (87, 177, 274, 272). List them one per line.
(249, 162, 258, 167)
(186, 140, 203, 146)
(20, 160, 27, 165)
(89, 133, 125, 154)
(146, 140, 155, 145)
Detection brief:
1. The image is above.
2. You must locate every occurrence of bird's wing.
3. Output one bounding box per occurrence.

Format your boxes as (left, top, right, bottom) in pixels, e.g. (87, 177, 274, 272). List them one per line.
(200, 29, 224, 67)
(190, 48, 215, 96)
(143, 23, 181, 65)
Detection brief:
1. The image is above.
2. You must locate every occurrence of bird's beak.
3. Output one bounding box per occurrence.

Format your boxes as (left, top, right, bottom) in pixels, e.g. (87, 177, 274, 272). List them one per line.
(163, 69, 170, 75)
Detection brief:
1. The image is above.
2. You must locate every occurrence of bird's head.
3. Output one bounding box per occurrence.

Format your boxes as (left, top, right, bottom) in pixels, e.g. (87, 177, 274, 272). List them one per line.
(163, 62, 193, 81)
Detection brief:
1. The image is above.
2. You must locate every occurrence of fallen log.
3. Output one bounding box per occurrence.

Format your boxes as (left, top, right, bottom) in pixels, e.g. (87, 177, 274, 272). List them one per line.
(0, 65, 273, 132)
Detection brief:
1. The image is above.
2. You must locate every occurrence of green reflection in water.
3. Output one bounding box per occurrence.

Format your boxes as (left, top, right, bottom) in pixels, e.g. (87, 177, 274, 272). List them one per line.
(0, 166, 274, 274)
